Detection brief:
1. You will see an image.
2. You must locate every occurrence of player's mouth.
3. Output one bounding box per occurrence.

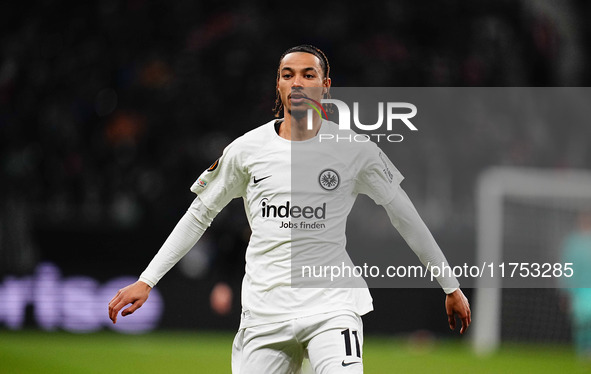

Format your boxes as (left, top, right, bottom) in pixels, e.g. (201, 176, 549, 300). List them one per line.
(289, 92, 306, 105)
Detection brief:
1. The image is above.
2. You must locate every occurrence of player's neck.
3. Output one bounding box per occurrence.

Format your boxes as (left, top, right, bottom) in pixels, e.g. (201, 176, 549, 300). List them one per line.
(279, 112, 322, 141)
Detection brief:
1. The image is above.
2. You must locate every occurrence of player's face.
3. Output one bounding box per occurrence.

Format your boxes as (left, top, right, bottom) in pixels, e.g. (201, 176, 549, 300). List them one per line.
(277, 52, 331, 117)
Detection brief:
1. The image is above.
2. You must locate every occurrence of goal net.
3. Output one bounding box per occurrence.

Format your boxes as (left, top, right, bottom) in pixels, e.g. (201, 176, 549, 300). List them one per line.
(472, 167, 591, 354)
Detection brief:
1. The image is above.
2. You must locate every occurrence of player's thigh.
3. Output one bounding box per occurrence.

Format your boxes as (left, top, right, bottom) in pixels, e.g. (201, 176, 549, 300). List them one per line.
(306, 313, 364, 374)
(232, 323, 305, 374)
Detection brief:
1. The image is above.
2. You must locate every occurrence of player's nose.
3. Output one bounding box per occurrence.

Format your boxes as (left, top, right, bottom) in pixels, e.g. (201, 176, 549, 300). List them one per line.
(292, 75, 304, 87)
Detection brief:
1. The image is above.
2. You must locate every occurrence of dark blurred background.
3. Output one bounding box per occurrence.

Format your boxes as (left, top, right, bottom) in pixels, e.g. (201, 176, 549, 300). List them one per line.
(1, 0, 590, 335)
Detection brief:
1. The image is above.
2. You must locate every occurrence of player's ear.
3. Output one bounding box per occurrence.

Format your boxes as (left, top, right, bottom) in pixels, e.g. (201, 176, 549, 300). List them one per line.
(323, 77, 331, 95)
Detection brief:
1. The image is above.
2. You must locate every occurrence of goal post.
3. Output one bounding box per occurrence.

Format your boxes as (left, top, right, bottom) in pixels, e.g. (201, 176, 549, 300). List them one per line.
(472, 167, 591, 354)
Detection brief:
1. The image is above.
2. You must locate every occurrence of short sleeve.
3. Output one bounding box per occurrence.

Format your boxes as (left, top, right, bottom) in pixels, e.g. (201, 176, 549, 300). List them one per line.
(190, 141, 247, 212)
(354, 144, 404, 206)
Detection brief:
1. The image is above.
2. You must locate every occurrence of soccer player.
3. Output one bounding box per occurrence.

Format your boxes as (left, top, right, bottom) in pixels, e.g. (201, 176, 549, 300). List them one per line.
(561, 212, 591, 358)
(108, 45, 471, 373)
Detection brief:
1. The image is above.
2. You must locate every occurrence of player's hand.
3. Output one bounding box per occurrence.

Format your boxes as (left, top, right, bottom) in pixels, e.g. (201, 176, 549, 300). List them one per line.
(108, 281, 152, 324)
(445, 288, 471, 334)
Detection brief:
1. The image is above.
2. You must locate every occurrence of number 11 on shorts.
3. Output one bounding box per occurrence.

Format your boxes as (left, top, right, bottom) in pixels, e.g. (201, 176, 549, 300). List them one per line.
(341, 328, 361, 358)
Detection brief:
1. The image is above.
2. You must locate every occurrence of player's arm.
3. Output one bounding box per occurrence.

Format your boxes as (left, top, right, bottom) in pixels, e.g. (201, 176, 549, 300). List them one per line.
(383, 186, 471, 334)
(108, 196, 216, 323)
(108, 138, 247, 323)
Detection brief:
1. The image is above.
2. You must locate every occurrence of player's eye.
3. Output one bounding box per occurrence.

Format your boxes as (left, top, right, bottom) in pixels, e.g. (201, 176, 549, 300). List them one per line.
(305, 74, 315, 79)
(282, 74, 292, 79)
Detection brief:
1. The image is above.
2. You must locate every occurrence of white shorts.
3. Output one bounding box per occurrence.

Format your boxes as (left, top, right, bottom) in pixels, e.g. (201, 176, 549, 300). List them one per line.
(231, 310, 364, 374)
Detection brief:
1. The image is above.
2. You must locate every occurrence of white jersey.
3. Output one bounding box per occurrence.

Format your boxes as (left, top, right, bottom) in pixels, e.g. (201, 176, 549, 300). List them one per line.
(190, 119, 404, 328)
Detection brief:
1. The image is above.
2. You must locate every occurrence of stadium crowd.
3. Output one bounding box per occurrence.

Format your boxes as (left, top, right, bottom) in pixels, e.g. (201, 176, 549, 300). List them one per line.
(1, 0, 590, 278)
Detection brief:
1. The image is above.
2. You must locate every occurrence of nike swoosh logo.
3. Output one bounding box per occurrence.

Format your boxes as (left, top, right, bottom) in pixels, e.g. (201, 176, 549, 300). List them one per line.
(341, 360, 361, 367)
(253, 175, 272, 184)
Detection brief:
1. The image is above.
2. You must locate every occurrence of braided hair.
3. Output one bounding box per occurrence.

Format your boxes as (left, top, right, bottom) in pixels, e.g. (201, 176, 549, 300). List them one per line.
(273, 45, 331, 117)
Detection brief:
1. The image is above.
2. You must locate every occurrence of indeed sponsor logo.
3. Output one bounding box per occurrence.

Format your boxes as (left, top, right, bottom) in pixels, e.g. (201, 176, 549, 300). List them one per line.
(260, 199, 326, 219)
